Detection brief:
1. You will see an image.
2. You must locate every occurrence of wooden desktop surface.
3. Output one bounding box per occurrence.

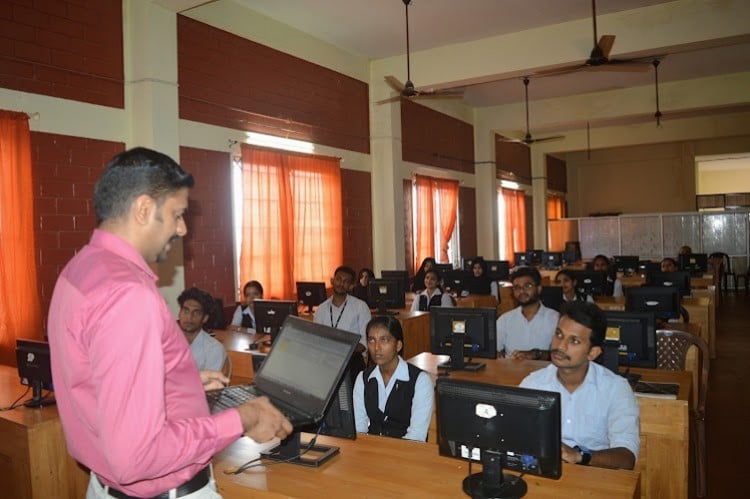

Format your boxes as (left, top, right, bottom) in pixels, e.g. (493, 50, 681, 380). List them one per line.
(0, 365, 89, 498)
(213, 433, 640, 499)
(408, 353, 691, 499)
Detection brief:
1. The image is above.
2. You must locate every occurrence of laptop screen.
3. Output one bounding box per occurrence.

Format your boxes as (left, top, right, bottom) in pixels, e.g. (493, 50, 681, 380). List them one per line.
(255, 316, 359, 412)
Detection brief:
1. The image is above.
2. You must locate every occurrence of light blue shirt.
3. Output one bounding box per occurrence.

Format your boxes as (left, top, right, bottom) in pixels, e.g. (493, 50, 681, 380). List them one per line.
(353, 357, 434, 442)
(189, 329, 227, 371)
(520, 362, 640, 459)
(313, 295, 371, 348)
(496, 304, 559, 357)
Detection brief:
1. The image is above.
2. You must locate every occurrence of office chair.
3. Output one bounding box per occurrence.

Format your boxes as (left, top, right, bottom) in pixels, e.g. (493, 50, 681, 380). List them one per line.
(709, 252, 735, 293)
(656, 329, 710, 498)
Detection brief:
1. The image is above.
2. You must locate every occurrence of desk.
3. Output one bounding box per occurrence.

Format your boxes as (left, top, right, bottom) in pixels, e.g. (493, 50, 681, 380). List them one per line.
(409, 353, 691, 499)
(0, 365, 89, 498)
(214, 433, 640, 498)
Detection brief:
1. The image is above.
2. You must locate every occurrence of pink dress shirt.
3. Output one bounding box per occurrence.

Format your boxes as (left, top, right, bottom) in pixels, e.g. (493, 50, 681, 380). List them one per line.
(48, 230, 243, 497)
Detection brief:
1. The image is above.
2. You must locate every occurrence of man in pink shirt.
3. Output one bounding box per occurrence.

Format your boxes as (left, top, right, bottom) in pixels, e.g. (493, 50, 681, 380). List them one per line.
(47, 147, 292, 499)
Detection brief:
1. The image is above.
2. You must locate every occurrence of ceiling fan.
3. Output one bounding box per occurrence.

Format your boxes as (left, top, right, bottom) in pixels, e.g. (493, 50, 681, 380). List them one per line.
(535, 0, 653, 78)
(376, 0, 463, 105)
(498, 77, 564, 145)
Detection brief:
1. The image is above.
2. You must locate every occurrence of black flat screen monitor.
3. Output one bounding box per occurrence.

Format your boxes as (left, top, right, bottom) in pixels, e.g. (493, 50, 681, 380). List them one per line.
(443, 270, 471, 294)
(541, 252, 563, 269)
(571, 270, 608, 297)
(433, 263, 453, 279)
(484, 260, 510, 281)
(514, 252, 529, 267)
(638, 260, 661, 275)
(626, 286, 681, 321)
(296, 281, 328, 314)
(253, 300, 298, 343)
(462, 256, 481, 271)
(647, 271, 691, 297)
(540, 286, 563, 312)
(380, 270, 410, 293)
(367, 278, 405, 315)
(678, 253, 708, 276)
(437, 378, 561, 498)
(315, 368, 356, 440)
(430, 307, 497, 371)
(614, 255, 640, 274)
(527, 249, 544, 265)
(604, 311, 657, 369)
(16, 339, 55, 408)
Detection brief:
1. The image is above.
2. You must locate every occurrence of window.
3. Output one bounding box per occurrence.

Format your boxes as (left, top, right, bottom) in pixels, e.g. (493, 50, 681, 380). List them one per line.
(412, 174, 460, 271)
(235, 144, 343, 300)
(497, 187, 527, 261)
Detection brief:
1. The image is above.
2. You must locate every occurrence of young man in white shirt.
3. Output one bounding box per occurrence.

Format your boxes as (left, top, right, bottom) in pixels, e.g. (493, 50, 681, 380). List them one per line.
(177, 287, 227, 371)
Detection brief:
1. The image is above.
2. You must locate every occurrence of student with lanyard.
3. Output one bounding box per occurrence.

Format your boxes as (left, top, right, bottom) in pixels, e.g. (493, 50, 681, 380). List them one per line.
(230, 280, 263, 330)
(353, 316, 433, 442)
(313, 266, 372, 374)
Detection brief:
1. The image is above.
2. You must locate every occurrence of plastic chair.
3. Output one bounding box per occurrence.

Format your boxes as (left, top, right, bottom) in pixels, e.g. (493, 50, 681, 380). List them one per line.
(709, 252, 735, 292)
(656, 329, 709, 498)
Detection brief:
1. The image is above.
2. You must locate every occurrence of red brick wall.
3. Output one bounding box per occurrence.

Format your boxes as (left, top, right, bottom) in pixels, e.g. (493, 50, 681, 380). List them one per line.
(401, 99, 474, 172)
(179, 147, 236, 308)
(177, 16, 369, 154)
(341, 169, 373, 273)
(0, 0, 124, 108)
(30, 132, 125, 319)
(496, 134, 531, 184)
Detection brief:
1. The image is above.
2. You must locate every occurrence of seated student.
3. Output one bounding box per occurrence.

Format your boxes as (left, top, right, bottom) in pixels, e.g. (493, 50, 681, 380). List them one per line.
(412, 257, 436, 292)
(466, 258, 492, 295)
(410, 269, 455, 311)
(679, 245, 693, 255)
(520, 301, 640, 470)
(353, 316, 434, 442)
(496, 266, 559, 360)
(592, 254, 624, 298)
(352, 268, 374, 302)
(177, 287, 227, 371)
(231, 280, 263, 330)
(660, 257, 678, 272)
(555, 269, 594, 303)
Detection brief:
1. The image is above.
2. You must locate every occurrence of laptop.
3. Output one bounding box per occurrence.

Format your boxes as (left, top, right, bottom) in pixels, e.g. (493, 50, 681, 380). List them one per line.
(206, 316, 360, 428)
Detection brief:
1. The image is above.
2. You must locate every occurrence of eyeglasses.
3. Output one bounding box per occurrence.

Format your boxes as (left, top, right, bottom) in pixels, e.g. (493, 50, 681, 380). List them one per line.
(512, 282, 536, 292)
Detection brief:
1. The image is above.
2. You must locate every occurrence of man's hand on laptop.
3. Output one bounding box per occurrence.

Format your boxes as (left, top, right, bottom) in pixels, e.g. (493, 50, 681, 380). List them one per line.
(238, 397, 293, 442)
(200, 370, 229, 391)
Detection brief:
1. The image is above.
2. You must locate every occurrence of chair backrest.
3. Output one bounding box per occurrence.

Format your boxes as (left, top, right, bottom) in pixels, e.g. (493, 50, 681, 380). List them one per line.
(656, 329, 709, 417)
(709, 252, 731, 273)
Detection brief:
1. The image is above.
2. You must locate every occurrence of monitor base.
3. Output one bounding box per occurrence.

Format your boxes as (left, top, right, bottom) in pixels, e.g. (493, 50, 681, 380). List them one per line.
(24, 396, 56, 409)
(438, 361, 486, 372)
(261, 435, 340, 468)
(462, 472, 527, 498)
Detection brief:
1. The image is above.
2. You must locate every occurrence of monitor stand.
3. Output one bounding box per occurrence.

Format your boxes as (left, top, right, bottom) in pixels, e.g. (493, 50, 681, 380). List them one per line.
(438, 334, 485, 372)
(24, 381, 56, 408)
(300, 304, 315, 315)
(374, 300, 398, 317)
(260, 432, 339, 467)
(463, 450, 528, 498)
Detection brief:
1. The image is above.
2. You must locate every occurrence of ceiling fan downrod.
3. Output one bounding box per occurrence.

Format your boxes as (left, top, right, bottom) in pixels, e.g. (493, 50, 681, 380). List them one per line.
(653, 59, 662, 127)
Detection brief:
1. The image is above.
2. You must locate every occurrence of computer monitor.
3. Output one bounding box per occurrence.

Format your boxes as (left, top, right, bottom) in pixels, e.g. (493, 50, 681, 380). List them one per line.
(462, 256, 481, 271)
(626, 286, 681, 321)
(571, 270, 608, 297)
(647, 271, 691, 297)
(367, 278, 405, 315)
(437, 378, 562, 498)
(442, 270, 471, 294)
(540, 286, 563, 312)
(253, 299, 298, 344)
(678, 253, 708, 276)
(484, 260, 510, 281)
(433, 263, 453, 279)
(638, 260, 661, 275)
(315, 367, 356, 440)
(541, 251, 563, 269)
(563, 241, 582, 264)
(527, 249, 544, 265)
(430, 307, 497, 371)
(514, 252, 529, 267)
(16, 339, 55, 408)
(296, 281, 328, 315)
(614, 255, 640, 274)
(380, 270, 410, 293)
(603, 311, 657, 369)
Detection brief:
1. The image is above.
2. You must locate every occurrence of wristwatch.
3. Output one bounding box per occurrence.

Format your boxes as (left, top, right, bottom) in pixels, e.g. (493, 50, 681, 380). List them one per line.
(574, 445, 592, 465)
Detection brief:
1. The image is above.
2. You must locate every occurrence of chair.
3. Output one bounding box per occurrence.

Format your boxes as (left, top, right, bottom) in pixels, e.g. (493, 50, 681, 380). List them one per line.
(222, 353, 233, 383)
(656, 329, 710, 498)
(709, 252, 735, 292)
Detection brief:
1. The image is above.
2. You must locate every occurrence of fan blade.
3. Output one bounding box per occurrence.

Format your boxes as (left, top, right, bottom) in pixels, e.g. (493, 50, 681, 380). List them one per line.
(598, 35, 615, 59)
(580, 60, 652, 73)
(527, 134, 565, 144)
(532, 64, 588, 78)
(375, 95, 403, 105)
(384, 76, 405, 92)
(413, 93, 464, 100)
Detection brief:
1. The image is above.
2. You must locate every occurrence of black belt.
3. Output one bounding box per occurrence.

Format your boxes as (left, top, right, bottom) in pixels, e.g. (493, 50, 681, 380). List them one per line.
(97, 466, 211, 499)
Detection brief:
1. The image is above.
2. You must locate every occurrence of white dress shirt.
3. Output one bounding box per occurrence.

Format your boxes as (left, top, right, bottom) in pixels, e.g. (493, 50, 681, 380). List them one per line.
(313, 294, 371, 347)
(496, 304, 559, 357)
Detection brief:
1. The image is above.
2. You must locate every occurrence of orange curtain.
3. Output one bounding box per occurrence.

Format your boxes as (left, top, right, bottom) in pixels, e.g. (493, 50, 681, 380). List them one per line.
(413, 175, 459, 271)
(435, 177, 459, 263)
(414, 175, 435, 272)
(238, 145, 342, 301)
(0, 111, 43, 366)
(500, 188, 527, 260)
(547, 193, 566, 219)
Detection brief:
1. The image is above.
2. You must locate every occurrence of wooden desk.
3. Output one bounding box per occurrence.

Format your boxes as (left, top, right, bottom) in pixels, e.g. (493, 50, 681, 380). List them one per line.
(455, 293, 498, 310)
(0, 365, 88, 498)
(396, 310, 430, 359)
(214, 433, 640, 498)
(409, 353, 691, 499)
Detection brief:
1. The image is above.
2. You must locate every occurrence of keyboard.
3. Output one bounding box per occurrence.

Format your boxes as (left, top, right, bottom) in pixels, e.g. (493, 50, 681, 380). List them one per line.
(206, 385, 260, 414)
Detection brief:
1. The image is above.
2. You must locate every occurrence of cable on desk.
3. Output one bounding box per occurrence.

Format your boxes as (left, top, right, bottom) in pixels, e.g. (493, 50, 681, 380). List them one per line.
(0, 386, 31, 411)
(224, 427, 324, 475)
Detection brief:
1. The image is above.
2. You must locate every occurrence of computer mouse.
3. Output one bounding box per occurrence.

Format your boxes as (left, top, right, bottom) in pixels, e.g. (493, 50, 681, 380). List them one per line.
(247, 342, 259, 351)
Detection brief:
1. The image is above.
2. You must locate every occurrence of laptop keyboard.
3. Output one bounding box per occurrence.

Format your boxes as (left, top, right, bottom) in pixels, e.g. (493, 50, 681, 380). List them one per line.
(206, 385, 311, 426)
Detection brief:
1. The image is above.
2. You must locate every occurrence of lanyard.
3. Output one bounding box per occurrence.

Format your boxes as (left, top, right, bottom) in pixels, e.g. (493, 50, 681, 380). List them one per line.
(330, 298, 348, 329)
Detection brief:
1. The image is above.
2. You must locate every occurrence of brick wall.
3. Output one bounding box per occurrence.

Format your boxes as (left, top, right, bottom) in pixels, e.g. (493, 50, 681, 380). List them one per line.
(177, 16, 369, 154)
(0, 0, 124, 108)
(341, 169, 373, 273)
(30, 132, 125, 319)
(179, 147, 236, 308)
